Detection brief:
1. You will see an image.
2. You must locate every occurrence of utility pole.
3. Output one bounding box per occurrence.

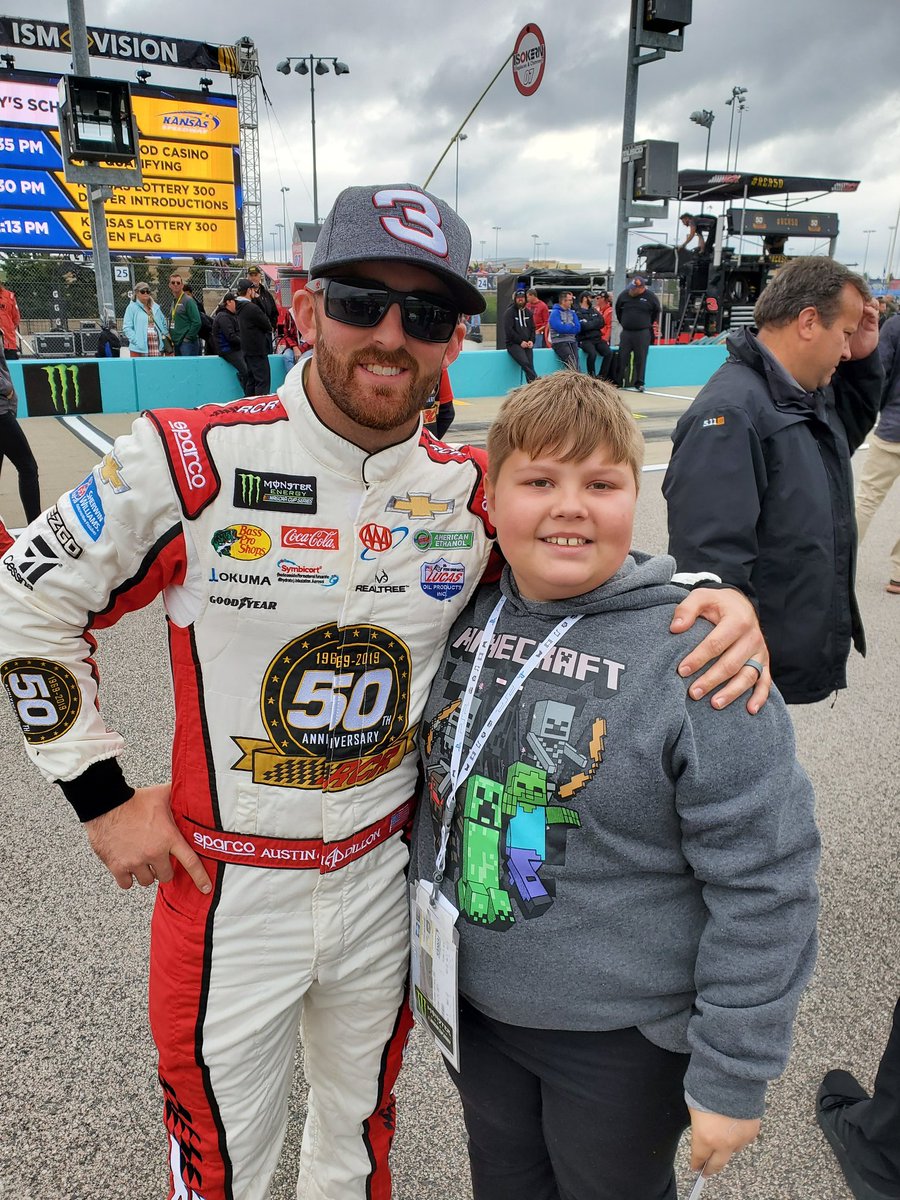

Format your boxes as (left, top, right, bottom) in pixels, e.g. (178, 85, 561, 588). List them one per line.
(66, 0, 116, 324)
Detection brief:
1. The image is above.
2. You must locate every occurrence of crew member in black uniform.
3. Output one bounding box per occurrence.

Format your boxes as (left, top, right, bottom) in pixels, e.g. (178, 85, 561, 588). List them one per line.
(615, 276, 660, 392)
(503, 288, 537, 382)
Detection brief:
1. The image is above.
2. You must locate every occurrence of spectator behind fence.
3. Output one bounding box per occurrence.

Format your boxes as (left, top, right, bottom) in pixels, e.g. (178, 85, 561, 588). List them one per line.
(167, 273, 201, 356)
(247, 265, 279, 350)
(855, 312, 900, 594)
(0, 344, 40, 522)
(576, 292, 613, 380)
(526, 288, 549, 348)
(183, 282, 213, 354)
(211, 291, 251, 395)
(276, 304, 306, 373)
(548, 291, 581, 370)
(236, 276, 272, 395)
(664, 257, 883, 704)
(0, 279, 21, 359)
(503, 288, 537, 382)
(95, 319, 122, 358)
(122, 285, 169, 357)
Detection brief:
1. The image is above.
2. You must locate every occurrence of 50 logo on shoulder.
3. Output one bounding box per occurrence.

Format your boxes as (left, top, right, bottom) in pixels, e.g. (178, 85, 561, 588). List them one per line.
(232, 622, 414, 791)
(1, 657, 81, 743)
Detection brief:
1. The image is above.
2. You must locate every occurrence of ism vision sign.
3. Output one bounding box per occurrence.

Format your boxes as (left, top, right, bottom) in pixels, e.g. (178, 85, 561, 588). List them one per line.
(0, 70, 244, 256)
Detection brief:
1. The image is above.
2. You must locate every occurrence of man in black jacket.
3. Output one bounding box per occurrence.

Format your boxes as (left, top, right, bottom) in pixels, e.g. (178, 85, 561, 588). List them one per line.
(576, 292, 613, 379)
(663, 257, 882, 704)
(212, 292, 252, 394)
(615, 276, 660, 391)
(503, 288, 537, 382)
(236, 277, 273, 395)
(248, 265, 279, 350)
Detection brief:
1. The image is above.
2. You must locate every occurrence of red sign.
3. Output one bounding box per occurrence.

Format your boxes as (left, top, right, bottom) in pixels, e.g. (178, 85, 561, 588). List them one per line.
(282, 526, 340, 551)
(512, 24, 546, 98)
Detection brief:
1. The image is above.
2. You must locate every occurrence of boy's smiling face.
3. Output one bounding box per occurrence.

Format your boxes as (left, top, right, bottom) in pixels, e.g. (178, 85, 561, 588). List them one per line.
(485, 445, 638, 602)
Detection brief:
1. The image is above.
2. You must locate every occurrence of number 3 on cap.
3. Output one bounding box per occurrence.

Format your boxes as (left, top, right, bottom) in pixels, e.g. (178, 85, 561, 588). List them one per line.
(373, 188, 449, 259)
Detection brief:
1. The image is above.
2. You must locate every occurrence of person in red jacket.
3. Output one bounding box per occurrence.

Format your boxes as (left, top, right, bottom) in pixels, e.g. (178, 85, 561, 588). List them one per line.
(422, 365, 455, 437)
(0, 281, 21, 358)
(526, 288, 550, 348)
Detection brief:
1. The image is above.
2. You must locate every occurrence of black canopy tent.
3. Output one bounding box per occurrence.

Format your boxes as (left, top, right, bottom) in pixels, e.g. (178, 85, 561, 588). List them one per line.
(677, 169, 860, 206)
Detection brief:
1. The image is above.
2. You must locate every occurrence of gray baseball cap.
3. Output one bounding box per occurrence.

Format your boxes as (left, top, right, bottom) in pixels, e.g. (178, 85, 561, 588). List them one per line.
(309, 183, 486, 315)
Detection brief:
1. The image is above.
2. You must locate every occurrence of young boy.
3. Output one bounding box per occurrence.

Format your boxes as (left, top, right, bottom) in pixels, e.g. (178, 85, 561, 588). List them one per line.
(411, 373, 820, 1199)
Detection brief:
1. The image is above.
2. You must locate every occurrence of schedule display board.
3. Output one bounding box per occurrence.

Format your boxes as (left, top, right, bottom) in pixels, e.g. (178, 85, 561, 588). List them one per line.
(0, 70, 243, 255)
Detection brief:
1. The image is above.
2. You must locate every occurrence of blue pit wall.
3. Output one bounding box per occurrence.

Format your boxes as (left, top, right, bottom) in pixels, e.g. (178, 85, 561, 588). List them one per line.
(11, 342, 728, 417)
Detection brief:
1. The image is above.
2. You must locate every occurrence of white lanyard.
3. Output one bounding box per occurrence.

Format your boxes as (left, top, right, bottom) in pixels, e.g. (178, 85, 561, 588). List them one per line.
(431, 596, 581, 892)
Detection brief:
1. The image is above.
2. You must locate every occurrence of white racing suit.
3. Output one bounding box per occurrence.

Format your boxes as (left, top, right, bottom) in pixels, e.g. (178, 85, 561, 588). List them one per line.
(0, 362, 494, 1199)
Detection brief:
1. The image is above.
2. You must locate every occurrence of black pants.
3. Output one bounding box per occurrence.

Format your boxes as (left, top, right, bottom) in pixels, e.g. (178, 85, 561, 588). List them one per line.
(221, 350, 252, 395)
(552, 340, 580, 371)
(0, 410, 41, 522)
(244, 354, 271, 396)
(507, 343, 537, 382)
(581, 338, 614, 379)
(448, 998, 689, 1200)
(842, 996, 900, 1190)
(618, 328, 652, 387)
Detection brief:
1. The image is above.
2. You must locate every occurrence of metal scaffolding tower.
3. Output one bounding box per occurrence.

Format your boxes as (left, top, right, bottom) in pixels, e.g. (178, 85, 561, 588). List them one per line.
(233, 36, 264, 262)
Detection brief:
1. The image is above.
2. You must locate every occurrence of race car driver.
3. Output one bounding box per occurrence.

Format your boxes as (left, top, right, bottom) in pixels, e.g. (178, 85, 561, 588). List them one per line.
(0, 183, 770, 1200)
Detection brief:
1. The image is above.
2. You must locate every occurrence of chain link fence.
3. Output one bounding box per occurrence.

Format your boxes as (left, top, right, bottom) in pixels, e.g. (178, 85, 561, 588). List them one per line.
(1, 253, 260, 357)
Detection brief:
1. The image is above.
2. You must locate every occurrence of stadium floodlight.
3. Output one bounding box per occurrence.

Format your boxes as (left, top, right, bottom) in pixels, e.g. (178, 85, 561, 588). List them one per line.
(276, 59, 292, 75)
(334, 61, 350, 76)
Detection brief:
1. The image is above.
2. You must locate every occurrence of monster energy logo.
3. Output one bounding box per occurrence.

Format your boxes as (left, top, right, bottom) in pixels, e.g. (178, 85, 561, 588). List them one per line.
(41, 364, 81, 413)
(233, 467, 318, 513)
(238, 472, 261, 506)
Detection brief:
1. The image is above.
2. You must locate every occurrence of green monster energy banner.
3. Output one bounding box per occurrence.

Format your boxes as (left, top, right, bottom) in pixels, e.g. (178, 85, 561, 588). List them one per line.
(0, 17, 237, 74)
(22, 361, 103, 417)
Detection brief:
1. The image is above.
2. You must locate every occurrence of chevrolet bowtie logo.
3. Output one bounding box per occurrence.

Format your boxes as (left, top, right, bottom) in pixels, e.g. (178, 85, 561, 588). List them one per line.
(98, 451, 130, 494)
(386, 493, 456, 521)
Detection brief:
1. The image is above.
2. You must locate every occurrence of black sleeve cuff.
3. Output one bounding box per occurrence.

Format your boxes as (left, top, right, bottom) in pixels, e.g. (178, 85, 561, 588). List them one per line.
(57, 759, 135, 822)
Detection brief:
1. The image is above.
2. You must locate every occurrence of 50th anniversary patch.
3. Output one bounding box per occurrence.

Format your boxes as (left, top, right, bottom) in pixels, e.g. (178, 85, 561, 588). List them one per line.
(232, 622, 414, 791)
(1, 657, 81, 743)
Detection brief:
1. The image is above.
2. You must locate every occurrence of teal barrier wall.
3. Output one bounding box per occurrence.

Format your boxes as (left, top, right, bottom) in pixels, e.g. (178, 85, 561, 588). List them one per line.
(11, 343, 726, 417)
(447, 344, 728, 398)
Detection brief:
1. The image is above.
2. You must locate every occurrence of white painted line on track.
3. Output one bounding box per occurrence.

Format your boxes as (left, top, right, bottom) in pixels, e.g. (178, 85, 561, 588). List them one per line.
(58, 415, 115, 454)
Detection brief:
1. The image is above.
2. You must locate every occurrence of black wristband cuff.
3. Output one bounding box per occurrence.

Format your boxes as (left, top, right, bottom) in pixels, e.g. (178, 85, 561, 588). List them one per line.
(58, 759, 135, 822)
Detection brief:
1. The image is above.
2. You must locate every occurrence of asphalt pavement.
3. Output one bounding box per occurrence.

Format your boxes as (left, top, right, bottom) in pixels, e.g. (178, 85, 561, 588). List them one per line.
(1, 392, 898, 1199)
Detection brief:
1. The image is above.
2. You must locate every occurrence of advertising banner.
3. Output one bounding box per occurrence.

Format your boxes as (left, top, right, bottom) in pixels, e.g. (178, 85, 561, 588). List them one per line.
(0, 17, 236, 74)
(0, 71, 243, 255)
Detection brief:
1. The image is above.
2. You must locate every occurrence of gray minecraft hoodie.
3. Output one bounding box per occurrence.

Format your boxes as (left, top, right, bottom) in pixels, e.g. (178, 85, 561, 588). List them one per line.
(412, 550, 819, 1119)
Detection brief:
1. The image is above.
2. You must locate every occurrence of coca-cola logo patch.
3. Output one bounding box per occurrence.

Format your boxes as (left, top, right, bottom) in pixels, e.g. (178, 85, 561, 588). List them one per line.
(420, 557, 466, 602)
(282, 526, 340, 551)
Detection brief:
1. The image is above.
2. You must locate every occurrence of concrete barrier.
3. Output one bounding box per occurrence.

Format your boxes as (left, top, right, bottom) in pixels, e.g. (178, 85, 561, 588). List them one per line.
(11, 342, 727, 417)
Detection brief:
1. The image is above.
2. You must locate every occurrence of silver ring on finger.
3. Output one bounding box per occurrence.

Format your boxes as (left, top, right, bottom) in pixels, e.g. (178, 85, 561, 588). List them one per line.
(743, 658, 764, 675)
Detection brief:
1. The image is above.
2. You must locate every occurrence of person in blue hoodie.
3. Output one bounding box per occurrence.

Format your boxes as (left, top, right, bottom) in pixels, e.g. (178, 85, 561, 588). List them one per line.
(411, 370, 819, 1200)
(548, 289, 581, 370)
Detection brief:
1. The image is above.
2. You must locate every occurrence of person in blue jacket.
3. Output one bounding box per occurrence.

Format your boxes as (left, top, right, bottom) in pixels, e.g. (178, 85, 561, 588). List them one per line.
(548, 290, 581, 370)
(122, 285, 169, 357)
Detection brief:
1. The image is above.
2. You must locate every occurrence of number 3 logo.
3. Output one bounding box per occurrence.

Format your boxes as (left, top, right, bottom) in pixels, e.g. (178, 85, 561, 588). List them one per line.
(373, 188, 449, 259)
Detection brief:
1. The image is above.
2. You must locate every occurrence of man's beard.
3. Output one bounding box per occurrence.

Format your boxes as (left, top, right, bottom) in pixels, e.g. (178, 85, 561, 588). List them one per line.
(314, 315, 440, 433)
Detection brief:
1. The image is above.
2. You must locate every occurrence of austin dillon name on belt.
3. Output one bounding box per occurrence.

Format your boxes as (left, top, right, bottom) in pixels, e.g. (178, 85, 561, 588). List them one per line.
(232, 621, 416, 791)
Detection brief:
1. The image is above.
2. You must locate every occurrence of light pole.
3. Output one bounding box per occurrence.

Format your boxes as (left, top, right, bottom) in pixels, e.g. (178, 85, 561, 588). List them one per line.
(733, 96, 749, 172)
(725, 86, 748, 171)
(532, 233, 539, 261)
(863, 229, 876, 276)
(541, 242, 549, 263)
(280, 186, 290, 257)
(479, 239, 486, 262)
(275, 222, 285, 262)
(492, 226, 501, 263)
(275, 55, 350, 224)
(689, 109, 714, 170)
(607, 242, 613, 272)
(454, 133, 467, 211)
(270, 230, 279, 259)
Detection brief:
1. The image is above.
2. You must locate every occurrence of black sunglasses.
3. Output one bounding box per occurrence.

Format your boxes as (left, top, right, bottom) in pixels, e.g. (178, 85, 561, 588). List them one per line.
(307, 277, 460, 343)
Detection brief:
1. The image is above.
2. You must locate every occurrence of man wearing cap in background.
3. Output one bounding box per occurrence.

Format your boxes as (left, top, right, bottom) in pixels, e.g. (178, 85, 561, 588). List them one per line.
(615, 275, 660, 392)
(236, 275, 273, 395)
(248, 264, 279, 349)
(0, 182, 766, 1200)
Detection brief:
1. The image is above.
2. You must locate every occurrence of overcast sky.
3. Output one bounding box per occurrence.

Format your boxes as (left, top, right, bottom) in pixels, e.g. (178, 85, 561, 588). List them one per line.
(15, 0, 900, 274)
